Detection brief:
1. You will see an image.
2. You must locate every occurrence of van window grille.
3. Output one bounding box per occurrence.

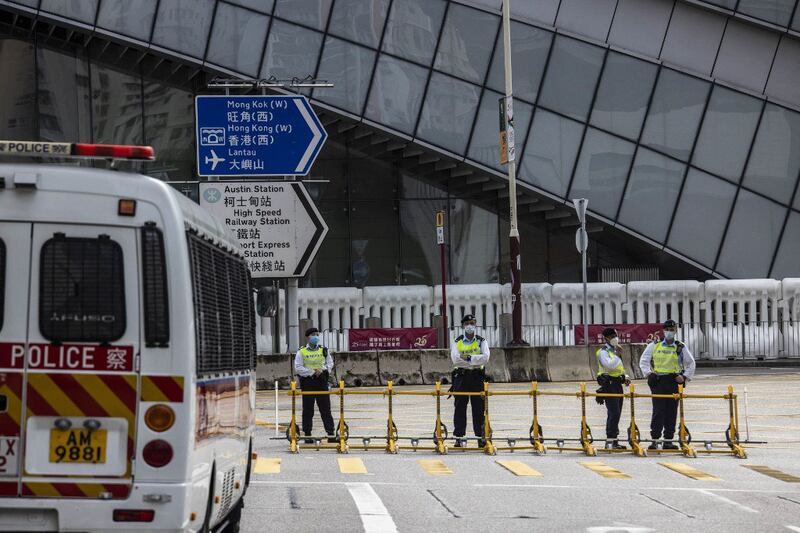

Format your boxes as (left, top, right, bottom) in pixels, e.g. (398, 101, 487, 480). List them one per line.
(0, 239, 5, 330)
(40, 235, 126, 342)
(142, 224, 169, 346)
(187, 233, 255, 374)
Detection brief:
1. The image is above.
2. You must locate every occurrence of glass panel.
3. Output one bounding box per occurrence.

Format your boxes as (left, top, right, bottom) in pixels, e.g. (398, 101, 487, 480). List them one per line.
(314, 37, 376, 115)
(348, 158, 396, 201)
(692, 86, 762, 182)
(308, 201, 349, 286)
(618, 148, 685, 242)
(449, 199, 499, 284)
(382, 0, 446, 66)
(400, 199, 444, 285)
(538, 35, 605, 122)
(36, 47, 91, 142)
(350, 202, 399, 287)
(401, 172, 446, 199)
(261, 20, 323, 85)
(416, 72, 480, 154)
(227, 0, 274, 13)
(143, 83, 195, 181)
(716, 190, 786, 278)
(667, 169, 736, 266)
(486, 22, 552, 104)
(274, 0, 332, 31)
(468, 90, 533, 172)
(364, 55, 427, 134)
(794, 6, 800, 30)
(640, 68, 710, 161)
(206, 2, 269, 76)
(305, 142, 347, 201)
(152, 0, 215, 58)
(568, 128, 635, 219)
(434, 4, 497, 84)
(97, 0, 157, 41)
(40, 0, 97, 23)
(771, 211, 800, 279)
(742, 104, 800, 204)
(0, 40, 36, 140)
(91, 64, 143, 145)
(518, 109, 583, 197)
(329, 0, 390, 48)
(737, 0, 795, 27)
(706, 0, 737, 7)
(590, 52, 657, 140)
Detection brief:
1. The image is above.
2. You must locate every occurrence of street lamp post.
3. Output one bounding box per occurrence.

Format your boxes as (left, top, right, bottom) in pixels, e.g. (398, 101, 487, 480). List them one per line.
(572, 198, 589, 347)
(502, 0, 526, 346)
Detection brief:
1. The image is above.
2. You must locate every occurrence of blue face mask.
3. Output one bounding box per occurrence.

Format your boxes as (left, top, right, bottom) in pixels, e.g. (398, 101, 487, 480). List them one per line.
(309, 335, 320, 346)
(464, 325, 476, 335)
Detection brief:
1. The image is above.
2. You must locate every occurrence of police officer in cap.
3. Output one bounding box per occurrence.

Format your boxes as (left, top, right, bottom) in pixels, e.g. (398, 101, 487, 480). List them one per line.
(450, 314, 490, 447)
(294, 327, 335, 444)
(639, 319, 696, 450)
(596, 327, 631, 449)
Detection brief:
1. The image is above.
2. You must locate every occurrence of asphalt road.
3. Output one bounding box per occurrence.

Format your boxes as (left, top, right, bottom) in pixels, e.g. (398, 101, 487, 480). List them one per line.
(242, 368, 800, 533)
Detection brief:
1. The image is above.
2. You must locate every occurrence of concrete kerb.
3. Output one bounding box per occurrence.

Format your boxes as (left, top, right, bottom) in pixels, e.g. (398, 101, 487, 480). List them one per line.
(546, 346, 596, 382)
(503, 347, 548, 382)
(255, 354, 293, 389)
(486, 348, 510, 382)
(420, 349, 452, 385)
(377, 350, 424, 386)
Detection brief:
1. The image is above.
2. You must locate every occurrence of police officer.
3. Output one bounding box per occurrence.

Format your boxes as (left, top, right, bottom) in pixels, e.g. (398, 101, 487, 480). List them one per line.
(450, 314, 490, 447)
(294, 327, 335, 444)
(596, 327, 630, 449)
(639, 319, 696, 450)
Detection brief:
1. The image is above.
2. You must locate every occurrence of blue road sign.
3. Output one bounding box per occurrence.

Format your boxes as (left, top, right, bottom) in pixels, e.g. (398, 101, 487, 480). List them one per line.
(195, 95, 327, 177)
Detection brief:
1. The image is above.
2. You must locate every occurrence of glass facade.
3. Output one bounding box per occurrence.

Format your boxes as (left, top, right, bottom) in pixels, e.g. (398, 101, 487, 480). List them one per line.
(1, 0, 799, 282)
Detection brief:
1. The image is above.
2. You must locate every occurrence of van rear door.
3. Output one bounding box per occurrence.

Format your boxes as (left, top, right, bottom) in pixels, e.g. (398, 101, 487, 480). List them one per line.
(21, 224, 140, 499)
(0, 223, 31, 497)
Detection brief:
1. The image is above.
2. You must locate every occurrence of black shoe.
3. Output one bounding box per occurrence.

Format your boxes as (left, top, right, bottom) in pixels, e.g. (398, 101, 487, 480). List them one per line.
(453, 438, 464, 448)
(477, 438, 487, 448)
(303, 433, 314, 444)
(611, 441, 627, 450)
(663, 442, 679, 450)
(647, 443, 659, 451)
(327, 435, 338, 444)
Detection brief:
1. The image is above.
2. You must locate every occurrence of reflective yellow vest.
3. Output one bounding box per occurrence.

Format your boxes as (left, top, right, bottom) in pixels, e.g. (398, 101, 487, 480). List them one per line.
(652, 341, 682, 374)
(596, 345, 625, 377)
(455, 336, 483, 369)
(300, 346, 326, 370)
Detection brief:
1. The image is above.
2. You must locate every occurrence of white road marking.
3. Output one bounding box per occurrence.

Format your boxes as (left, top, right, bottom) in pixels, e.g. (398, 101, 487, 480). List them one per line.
(346, 482, 398, 533)
(698, 489, 759, 514)
(785, 526, 800, 532)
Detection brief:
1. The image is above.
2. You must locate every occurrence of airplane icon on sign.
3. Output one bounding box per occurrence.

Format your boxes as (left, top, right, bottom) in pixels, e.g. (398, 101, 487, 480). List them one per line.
(204, 149, 225, 171)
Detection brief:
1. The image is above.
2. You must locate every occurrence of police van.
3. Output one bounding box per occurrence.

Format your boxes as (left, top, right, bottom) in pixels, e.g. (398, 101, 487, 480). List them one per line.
(0, 141, 256, 532)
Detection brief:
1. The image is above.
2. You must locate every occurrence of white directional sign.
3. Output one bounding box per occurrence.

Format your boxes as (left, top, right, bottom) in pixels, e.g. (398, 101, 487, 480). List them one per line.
(199, 181, 328, 278)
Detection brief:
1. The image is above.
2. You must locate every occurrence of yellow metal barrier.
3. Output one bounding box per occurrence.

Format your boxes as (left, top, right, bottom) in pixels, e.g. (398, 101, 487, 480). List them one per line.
(285, 379, 747, 459)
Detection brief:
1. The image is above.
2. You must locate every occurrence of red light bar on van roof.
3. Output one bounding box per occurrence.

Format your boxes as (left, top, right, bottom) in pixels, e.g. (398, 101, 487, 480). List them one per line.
(0, 140, 155, 161)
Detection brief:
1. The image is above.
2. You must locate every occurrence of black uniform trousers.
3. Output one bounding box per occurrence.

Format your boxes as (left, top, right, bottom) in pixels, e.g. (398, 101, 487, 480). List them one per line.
(452, 369, 485, 438)
(649, 374, 680, 440)
(603, 381, 624, 439)
(299, 373, 335, 436)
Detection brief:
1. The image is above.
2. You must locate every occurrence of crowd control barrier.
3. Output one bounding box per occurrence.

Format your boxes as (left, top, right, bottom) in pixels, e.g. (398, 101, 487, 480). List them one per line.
(285, 381, 747, 459)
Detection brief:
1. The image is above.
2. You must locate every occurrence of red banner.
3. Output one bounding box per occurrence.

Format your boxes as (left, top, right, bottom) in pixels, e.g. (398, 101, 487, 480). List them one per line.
(574, 324, 662, 345)
(348, 328, 439, 351)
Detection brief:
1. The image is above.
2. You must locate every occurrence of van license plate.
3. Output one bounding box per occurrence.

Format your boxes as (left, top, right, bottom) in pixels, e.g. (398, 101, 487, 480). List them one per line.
(49, 429, 107, 464)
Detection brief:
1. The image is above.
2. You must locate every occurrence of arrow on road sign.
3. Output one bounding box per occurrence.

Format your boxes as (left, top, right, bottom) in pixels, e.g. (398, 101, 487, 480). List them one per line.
(195, 95, 328, 177)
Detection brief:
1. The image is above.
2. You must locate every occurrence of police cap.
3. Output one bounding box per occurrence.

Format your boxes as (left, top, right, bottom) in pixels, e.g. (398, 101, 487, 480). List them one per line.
(602, 327, 617, 338)
(663, 319, 677, 329)
(461, 314, 476, 324)
(305, 327, 319, 337)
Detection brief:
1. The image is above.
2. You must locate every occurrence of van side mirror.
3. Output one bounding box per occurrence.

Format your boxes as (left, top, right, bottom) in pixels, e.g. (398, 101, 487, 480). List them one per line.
(256, 286, 278, 318)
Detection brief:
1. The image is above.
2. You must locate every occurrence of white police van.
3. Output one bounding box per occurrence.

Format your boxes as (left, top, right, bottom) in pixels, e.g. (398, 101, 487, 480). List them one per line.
(0, 140, 256, 532)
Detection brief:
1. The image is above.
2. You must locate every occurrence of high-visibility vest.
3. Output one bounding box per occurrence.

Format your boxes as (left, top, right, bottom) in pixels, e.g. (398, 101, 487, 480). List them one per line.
(652, 341, 682, 374)
(596, 345, 625, 377)
(300, 345, 326, 370)
(455, 335, 484, 369)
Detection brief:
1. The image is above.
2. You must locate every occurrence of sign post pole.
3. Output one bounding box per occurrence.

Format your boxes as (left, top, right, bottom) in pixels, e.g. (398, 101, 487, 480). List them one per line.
(436, 211, 448, 349)
(501, 0, 526, 346)
(572, 198, 589, 348)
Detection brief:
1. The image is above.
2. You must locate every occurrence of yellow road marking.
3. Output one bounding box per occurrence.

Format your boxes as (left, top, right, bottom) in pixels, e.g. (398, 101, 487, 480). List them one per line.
(743, 465, 800, 483)
(338, 458, 368, 474)
(660, 462, 719, 481)
(496, 460, 542, 477)
(579, 461, 631, 479)
(418, 459, 453, 476)
(254, 458, 281, 474)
